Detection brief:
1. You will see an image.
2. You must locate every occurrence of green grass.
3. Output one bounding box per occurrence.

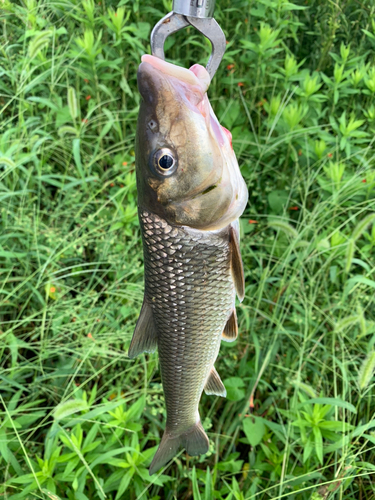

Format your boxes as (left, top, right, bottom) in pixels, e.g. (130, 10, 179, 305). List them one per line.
(2, 0, 375, 498)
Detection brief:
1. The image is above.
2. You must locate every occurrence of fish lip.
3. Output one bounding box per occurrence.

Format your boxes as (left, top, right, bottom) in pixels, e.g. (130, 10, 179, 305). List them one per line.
(137, 61, 161, 102)
(141, 54, 209, 93)
(138, 57, 207, 111)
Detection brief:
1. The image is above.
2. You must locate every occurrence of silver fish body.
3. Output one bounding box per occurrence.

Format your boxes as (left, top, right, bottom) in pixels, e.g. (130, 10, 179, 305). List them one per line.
(128, 55, 248, 474)
(142, 209, 233, 448)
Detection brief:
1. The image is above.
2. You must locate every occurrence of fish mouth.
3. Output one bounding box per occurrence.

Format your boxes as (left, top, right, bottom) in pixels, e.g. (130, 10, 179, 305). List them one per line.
(137, 61, 163, 104)
(158, 179, 221, 206)
(138, 55, 211, 113)
(141, 55, 210, 93)
(199, 184, 217, 196)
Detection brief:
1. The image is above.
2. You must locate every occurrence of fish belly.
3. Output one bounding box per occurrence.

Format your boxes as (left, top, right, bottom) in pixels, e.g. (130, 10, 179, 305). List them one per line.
(140, 210, 235, 435)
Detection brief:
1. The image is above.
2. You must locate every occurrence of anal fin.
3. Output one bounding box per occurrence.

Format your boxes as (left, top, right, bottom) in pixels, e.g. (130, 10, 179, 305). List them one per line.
(230, 225, 245, 302)
(185, 420, 209, 456)
(128, 299, 157, 359)
(204, 367, 227, 397)
(222, 309, 238, 342)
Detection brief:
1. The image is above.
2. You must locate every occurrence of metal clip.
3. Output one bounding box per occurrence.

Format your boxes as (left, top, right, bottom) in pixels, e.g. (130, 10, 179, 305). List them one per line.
(150, 1, 226, 81)
(173, 0, 216, 18)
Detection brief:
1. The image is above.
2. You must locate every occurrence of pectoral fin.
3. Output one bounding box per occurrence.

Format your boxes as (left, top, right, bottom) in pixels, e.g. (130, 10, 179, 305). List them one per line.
(128, 299, 157, 359)
(230, 225, 245, 302)
(204, 367, 226, 397)
(222, 309, 238, 342)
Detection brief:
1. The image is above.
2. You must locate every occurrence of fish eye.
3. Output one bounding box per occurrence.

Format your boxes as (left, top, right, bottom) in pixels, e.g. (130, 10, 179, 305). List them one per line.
(159, 155, 173, 169)
(152, 148, 178, 176)
(148, 120, 158, 132)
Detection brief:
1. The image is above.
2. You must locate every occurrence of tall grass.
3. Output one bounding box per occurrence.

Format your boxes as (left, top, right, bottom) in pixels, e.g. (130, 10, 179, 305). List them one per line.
(1, 0, 375, 499)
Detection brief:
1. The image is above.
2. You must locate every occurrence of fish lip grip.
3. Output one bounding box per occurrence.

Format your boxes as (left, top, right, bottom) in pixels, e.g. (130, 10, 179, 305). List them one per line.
(150, 0, 226, 81)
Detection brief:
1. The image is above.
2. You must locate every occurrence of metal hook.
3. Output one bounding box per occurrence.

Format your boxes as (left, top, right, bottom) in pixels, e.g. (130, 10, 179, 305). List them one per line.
(150, 9, 226, 81)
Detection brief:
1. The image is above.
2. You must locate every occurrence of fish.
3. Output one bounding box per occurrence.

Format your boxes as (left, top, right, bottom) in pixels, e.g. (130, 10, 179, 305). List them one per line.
(128, 54, 248, 475)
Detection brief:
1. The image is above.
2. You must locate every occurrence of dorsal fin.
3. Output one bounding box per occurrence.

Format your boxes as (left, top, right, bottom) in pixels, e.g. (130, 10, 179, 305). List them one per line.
(128, 299, 157, 359)
(229, 225, 245, 302)
(222, 309, 238, 342)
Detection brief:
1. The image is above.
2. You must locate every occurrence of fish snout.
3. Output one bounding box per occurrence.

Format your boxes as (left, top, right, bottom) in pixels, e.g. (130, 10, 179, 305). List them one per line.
(137, 62, 165, 104)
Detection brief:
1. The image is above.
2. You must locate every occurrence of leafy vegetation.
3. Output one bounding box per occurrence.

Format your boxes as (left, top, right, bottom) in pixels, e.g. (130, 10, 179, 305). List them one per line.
(1, 0, 375, 498)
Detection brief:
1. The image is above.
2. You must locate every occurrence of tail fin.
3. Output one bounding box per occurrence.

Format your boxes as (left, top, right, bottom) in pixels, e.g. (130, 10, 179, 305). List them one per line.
(149, 421, 209, 475)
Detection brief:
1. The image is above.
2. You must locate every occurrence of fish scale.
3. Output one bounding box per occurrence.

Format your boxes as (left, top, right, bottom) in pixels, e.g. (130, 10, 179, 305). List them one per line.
(140, 210, 234, 433)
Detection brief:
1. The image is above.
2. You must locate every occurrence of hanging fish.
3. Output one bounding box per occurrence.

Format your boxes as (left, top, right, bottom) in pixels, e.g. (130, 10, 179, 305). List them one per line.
(128, 54, 248, 475)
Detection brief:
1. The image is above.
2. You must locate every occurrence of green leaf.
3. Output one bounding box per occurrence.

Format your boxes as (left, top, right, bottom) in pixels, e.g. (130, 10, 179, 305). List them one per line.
(98, 119, 114, 141)
(136, 22, 151, 40)
(303, 436, 314, 463)
(268, 190, 289, 214)
(243, 416, 265, 447)
(63, 399, 126, 427)
(222, 100, 241, 129)
(362, 28, 375, 41)
(352, 420, 375, 437)
(0, 250, 27, 259)
(0, 429, 9, 462)
(125, 395, 145, 421)
(205, 467, 213, 500)
(27, 96, 59, 111)
(109, 221, 124, 231)
(73, 138, 87, 189)
(55, 106, 72, 128)
(120, 76, 133, 97)
(192, 466, 202, 500)
(115, 468, 134, 500)
(83, 423, 100, 449)
(90, 446, 134, 469)
(9, 473, 36, 484)
(223, 377, 245, 401)
(16, 411, 46, 427)
(319, 421, 353, 431)
(313, 426, 323, 463)
(345, 276, 375, 296)
(298, 398, 356, 414)
(345, 239, 355, 273)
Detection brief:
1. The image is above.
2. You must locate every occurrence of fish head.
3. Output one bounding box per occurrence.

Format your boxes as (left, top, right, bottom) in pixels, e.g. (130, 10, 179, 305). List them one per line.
(136, 55, 248, 231)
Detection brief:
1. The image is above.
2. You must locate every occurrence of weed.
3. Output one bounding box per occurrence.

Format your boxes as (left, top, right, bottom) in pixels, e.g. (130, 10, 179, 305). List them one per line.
(1, 0, 375, 499)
